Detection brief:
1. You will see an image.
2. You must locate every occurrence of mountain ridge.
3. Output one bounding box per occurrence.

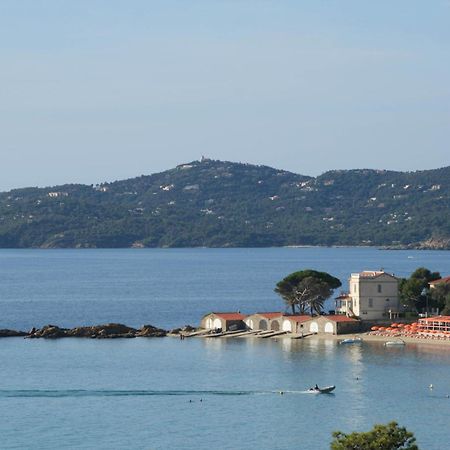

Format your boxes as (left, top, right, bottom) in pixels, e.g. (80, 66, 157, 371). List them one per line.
(1, 159, 449, 249)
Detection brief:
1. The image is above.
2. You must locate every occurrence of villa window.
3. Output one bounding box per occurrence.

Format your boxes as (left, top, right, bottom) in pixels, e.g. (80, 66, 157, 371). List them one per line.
(368, 298, 373, 308)
(353, 284, 357, 293)
(377, 284, 382, 293)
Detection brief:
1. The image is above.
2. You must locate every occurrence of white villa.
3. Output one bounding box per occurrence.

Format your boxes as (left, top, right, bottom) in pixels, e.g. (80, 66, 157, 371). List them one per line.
(335, 270, 401, 320)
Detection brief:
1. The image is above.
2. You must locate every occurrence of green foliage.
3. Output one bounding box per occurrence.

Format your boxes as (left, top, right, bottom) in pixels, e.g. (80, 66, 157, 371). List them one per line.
(430, 283, 450, 314)
(275, 270, 342, 314)
(0, 159, 450, 248)
(330, 421, 419, 450)
(399, 267, 441, 311)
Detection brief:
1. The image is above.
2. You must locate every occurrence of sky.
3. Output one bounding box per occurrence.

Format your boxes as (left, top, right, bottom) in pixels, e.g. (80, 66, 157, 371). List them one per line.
(1, 0, 450, 191)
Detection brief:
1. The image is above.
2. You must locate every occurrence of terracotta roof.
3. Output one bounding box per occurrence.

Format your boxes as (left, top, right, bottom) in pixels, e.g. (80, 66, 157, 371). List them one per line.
(325, 315, 359, 323)
(429, 276, 450, 285)
(419, 316, 450, 323)
(282, 315, 311, 323)
(335, 294, 351, 300)
(213, 312, 246, 320)
(255, 312, 283, 319)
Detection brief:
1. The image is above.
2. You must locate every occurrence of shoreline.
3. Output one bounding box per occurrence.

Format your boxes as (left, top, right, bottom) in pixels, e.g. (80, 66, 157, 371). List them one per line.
(304, 332, 450, 347)
(4, 324, 450, 347)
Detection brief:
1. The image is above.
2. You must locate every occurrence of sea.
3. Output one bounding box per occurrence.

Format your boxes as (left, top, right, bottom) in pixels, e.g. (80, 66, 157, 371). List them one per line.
(0, 247, 449, 450)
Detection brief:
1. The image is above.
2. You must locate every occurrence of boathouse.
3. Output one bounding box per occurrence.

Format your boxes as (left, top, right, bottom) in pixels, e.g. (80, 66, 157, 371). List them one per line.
(245, 313, 283, 331)
(306, 315, 361, 335)
(281, 315, 311, 333)
(201, 312, 247, 331)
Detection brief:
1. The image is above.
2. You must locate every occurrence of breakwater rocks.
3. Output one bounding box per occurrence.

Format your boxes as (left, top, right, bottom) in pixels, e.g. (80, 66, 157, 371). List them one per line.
(0, 329, 28, 337)
(0, 323, 167, 339)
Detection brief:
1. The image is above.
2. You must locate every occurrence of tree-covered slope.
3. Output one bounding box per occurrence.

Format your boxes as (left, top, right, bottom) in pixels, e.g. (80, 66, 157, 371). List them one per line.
(1, 159, 449, 248)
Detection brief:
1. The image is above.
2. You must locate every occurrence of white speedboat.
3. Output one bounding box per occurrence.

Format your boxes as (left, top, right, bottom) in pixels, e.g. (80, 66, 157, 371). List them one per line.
(384, 339, 405, 346)
(307, 385, 335, 394)
(340, 337, 362, 344)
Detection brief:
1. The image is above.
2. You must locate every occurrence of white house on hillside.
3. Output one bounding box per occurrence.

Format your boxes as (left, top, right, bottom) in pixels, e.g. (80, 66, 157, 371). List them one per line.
(335, 270, 400, 320)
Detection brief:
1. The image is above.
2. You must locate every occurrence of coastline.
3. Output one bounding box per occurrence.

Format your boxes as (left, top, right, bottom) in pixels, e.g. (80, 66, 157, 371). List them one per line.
(306, 332, 450, 347)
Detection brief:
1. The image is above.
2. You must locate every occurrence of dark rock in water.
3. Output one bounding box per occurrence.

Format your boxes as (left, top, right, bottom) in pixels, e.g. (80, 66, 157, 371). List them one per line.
(170, 328, 182, 335)
(136, 324, 167, 337)
(182, 325, 196, 332)
(0, 329, 28, 338)
(27, 325, 68, 339)
(18, 322, 168, 339)
(67, 323, 138, 338)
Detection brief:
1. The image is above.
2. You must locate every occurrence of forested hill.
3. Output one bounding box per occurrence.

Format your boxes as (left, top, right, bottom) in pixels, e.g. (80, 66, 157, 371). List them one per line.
(1, 159, 449, 249)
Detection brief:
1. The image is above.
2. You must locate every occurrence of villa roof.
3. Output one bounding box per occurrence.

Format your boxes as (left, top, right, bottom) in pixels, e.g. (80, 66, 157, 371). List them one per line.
(212, 312, 246, 321)
(352, 270, 397, 280)
(282, 315, 311, 323)
(429, 276, 450, 285)
(335, 293, 351, 300)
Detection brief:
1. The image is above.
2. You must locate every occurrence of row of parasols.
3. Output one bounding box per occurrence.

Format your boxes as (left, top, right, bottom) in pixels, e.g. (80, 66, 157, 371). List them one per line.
(371, 322, 450, 335)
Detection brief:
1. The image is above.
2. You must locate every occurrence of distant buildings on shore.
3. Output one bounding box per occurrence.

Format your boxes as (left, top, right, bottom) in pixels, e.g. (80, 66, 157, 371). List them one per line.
(200, 311, 360, 335)
(200, 270, 410, 336)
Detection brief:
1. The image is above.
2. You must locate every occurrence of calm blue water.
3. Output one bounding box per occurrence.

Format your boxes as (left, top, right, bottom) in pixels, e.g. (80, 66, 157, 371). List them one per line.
(1, 248, 450, 449)
(1, 247, 449, 330)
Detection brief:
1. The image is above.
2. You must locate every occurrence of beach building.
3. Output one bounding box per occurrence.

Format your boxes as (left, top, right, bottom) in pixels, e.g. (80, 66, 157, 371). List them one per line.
(281, 315, 311, 333)
(244, 313, 283, 331)
(418, 316, 450, 333)
(429, 276, 450, 289)
(281, 315, 360, 335)
(201, 312, 246, 331)
(335, 270, 400, 320)
(306, 315, 360, 335)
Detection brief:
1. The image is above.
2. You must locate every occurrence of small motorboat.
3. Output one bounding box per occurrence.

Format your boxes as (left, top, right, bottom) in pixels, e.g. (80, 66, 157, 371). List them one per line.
(384, 339, 405, 346)
(307, 385, 336, 394)
(340, 337, 362, 344)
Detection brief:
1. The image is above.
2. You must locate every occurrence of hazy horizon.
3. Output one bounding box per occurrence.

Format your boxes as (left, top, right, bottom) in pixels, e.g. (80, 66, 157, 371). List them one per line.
(2, 1, 450, 191)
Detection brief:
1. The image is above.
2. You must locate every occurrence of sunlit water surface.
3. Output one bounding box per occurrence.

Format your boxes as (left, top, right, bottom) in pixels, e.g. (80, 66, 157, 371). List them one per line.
(0, 248, 449, 449)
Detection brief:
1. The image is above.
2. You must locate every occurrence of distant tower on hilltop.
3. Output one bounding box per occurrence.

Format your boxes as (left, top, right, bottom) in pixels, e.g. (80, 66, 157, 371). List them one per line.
(200, 155, 210, 163)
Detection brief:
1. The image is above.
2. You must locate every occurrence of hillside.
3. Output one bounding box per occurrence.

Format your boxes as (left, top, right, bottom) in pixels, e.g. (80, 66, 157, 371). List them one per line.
(1, 159, 449, 249)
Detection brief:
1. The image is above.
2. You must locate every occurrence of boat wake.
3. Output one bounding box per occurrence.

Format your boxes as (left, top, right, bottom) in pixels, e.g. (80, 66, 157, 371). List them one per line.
(0, 389, 312, 398)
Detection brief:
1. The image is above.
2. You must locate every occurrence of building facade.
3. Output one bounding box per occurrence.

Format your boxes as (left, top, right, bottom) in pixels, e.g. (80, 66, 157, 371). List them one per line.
(244, 313, 283, 331)
(201, 312, 246, 331)
(336, 271, 400, 320)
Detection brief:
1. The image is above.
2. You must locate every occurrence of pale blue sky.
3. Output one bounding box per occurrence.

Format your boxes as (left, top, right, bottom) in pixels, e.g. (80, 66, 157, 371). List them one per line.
(1, 0, 450, 190)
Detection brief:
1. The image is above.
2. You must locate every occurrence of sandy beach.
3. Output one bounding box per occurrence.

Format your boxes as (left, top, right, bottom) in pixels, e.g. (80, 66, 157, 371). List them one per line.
(308, 332, 450, 347)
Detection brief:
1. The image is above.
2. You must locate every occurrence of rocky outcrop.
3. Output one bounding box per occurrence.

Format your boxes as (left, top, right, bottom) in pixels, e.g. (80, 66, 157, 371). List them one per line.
(414, 237, 450, 250)
(23, 323, 167, 339)
(168, 325, 199, 335)
(0, 329, 28, 337)
(67, 323, 138, 338)
(136, 324, 167, 337)
(27, 325, 69, 338)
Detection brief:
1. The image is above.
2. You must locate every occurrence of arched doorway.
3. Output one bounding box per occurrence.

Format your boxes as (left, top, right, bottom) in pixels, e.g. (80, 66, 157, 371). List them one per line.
(213, 318, 222, 329)
(324, 322, 334, 334)
(282, 320, 292, 332)
(310, 322, 319, 333)
(259, 319, 268, 330)
(271, 320, 280, 331)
